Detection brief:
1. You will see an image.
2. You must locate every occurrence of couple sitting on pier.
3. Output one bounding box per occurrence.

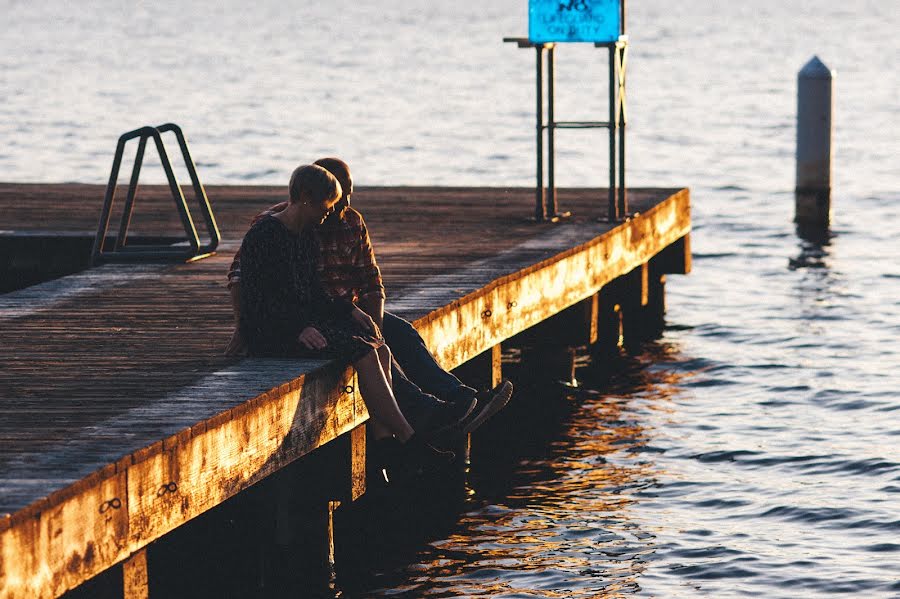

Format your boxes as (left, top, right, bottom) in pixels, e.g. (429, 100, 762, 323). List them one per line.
(225, 158, 513, 478)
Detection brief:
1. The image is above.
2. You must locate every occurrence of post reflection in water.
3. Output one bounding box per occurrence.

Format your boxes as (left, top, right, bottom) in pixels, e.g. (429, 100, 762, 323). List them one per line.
(340, 344, 695, 598)
(790, 224, 844, 333)
(791, 223, 833, 270)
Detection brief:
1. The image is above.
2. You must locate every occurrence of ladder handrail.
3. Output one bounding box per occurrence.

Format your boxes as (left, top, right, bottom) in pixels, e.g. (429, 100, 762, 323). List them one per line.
(91, 124, 219, 265)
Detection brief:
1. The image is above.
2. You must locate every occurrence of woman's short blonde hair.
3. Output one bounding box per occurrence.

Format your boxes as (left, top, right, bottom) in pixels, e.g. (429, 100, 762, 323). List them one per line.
(288, 164, 342, 205)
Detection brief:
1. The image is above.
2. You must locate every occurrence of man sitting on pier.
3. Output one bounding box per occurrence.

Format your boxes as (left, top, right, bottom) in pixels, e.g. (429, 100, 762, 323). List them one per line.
(225, 157, 513, 440)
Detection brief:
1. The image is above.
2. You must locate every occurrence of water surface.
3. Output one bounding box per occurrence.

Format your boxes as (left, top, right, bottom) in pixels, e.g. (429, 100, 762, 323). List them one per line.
(5, 1, 899, 596)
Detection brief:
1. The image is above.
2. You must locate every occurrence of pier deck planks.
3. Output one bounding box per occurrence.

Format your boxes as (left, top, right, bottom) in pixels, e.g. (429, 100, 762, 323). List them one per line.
(0, 184, 690, 598)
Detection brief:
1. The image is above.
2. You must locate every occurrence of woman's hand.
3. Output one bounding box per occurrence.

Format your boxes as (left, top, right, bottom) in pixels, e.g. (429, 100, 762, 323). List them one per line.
(298, 326, 328, 350)
(351, 306, 379, 336)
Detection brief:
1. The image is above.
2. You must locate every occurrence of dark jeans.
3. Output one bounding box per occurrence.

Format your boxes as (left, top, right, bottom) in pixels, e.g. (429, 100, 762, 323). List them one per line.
(384, 311, 476, 426)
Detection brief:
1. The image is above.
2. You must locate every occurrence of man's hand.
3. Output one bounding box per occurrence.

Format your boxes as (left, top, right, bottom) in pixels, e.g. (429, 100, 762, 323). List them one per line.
(298, 326, 328, 350)
(224, 327, 247, 357)
(350, 306, 380, 337)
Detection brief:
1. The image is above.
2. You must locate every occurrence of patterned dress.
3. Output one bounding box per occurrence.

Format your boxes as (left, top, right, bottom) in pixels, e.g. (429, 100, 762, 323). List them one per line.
(239, 215, 384, 361)
(227, 203, 385, 303)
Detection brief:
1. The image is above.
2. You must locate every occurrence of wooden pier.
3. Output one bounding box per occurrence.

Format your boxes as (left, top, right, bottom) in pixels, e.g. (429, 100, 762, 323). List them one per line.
(0, 183, 690, 598)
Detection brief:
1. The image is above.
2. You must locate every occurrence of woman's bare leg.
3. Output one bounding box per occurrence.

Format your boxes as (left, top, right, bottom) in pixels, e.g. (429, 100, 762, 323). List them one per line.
(355, 349, 414, 442)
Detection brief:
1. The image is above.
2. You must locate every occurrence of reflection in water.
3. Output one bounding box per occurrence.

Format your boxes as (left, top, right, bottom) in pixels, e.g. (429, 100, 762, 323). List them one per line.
(791, 220, 834, 272)
(338, 345, 697, 598)
(340, 300, 900, 598)
(790, 225, 843, 329)
(791, 224, 832, 270)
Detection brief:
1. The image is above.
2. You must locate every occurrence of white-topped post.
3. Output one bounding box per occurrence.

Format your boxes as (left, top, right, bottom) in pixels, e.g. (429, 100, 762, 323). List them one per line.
(795, 56, 834, 225)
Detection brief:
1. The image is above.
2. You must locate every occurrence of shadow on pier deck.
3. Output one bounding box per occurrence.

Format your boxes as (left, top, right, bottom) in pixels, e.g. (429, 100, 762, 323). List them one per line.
(0, 184, 690, 598)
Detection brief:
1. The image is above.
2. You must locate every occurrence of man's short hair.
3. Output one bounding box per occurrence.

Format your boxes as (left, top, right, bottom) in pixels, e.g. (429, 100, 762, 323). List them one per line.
(314, 157, 352, 192)
(289, 164, 342, 205)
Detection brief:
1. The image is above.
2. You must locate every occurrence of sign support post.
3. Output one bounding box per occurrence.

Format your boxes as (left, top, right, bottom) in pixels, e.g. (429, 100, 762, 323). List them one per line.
(505, 0, 628, 223)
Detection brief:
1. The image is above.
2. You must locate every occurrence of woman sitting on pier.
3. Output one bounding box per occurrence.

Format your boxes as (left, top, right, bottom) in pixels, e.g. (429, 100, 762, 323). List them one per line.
(238, 164, 449, 468)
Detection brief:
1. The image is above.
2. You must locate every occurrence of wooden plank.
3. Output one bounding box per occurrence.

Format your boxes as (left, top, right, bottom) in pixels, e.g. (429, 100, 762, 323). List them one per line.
(347, 425, 366, 503)
(585, 293, 600, 345)
(122, 549, 148, 599)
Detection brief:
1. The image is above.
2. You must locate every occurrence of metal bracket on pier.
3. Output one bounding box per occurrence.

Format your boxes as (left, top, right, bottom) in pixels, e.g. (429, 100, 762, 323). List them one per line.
(504, 0, 629, 223)
(91, 123, 220, 265)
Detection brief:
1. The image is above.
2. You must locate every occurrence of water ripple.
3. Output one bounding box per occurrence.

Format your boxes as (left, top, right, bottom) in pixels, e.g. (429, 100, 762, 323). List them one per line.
(7, 1, 900, 597)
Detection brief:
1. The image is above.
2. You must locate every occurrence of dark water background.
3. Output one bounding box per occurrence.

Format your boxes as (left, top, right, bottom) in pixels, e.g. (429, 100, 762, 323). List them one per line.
(5, 1, 899, 596)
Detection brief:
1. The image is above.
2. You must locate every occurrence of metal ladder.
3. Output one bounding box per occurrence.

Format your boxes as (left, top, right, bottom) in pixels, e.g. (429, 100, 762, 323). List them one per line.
(91, 124, 220, 265)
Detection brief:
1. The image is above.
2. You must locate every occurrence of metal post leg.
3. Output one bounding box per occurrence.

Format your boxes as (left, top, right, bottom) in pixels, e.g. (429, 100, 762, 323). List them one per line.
(507, 34, 624, 223)
(547, 44, 558, 218)
(617, 42, 628, 217)
(535, 45, 546, 221)
(115, 134, 149, 251)
(607, 45, 618, 223)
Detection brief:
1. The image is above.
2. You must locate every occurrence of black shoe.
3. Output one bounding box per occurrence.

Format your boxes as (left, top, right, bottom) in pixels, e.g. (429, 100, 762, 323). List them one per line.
(460, 380, 513, 434)
(415, 395, 477, 439)
(383, 434, 455, 483)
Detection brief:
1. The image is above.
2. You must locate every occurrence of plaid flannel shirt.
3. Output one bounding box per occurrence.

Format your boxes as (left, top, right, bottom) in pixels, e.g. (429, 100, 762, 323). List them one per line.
(228, 203, 385, 303)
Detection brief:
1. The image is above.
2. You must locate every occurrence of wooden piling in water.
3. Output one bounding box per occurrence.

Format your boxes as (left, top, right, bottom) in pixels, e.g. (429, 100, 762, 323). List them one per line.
(795, 56, 834, 227)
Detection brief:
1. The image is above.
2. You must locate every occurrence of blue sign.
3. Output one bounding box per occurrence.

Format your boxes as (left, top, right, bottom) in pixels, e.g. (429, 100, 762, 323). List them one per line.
(529, 0, 621, 43)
